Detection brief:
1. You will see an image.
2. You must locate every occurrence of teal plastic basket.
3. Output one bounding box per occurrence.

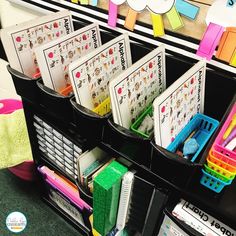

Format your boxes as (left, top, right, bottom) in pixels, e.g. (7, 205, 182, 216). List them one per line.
(200, 169, 233, 193)
(167, 113, 219, 162)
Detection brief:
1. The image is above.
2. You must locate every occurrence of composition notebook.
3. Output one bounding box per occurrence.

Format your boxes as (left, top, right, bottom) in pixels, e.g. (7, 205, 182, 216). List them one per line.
(35, 23, 101, 93)
(1, 10, 73, 78)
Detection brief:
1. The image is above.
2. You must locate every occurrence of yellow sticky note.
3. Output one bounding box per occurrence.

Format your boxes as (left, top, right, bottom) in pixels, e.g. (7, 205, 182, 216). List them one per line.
(80, 0, 89, 4)
(151, 13, 165, 37)
(71, 0, 79, 3)
(166, 6, 184, 30)
(230, 49, 236, 67)
(124, 8, 138, 31)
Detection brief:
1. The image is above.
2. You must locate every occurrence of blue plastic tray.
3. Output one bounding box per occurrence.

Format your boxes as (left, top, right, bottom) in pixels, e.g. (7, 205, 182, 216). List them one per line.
(200, 169, 233, 193)
(167, 113, 219, 162)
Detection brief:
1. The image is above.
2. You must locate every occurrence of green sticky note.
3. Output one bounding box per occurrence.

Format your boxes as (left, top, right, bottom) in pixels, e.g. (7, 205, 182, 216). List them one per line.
(166, 6, 184, 30)
(80, 0, 89, 5)
(93, 161, 128, 235)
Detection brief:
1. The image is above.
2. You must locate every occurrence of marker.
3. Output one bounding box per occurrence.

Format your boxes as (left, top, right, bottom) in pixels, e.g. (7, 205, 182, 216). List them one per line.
(223, 113, 236, 140)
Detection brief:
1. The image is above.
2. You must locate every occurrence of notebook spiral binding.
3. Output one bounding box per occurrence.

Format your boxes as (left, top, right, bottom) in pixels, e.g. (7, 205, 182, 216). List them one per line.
(116, 171, 134, 230)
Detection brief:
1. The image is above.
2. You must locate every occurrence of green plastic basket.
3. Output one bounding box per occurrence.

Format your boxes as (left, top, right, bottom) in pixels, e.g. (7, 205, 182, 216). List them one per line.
(130, 105, 153, 138)
(204, 164, 234, 182)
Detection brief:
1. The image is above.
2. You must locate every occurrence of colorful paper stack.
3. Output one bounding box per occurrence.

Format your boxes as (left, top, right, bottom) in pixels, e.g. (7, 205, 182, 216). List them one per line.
(200, 103, 236, 193)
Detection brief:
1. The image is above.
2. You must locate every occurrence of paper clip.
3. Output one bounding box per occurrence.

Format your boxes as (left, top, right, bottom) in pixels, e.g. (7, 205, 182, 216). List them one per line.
(196, 22, 224, 60)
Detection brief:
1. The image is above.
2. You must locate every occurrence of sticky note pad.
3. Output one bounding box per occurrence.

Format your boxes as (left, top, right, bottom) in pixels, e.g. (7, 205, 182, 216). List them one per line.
(124, 8, 138, 31)
(108, 1, 118, 27)
(71, 0, 79, 3)
(216, 27, 236, 62)
(80, 0, 89, 4)
(166, 6, 184, 30)
(91, 0, 98, 6)
(151, 13, 165, 37)
(93, 161, 128, 235)
(196, 22, 225, 60)
(175, 0, 199, 20)
(230, 49, 236, 67)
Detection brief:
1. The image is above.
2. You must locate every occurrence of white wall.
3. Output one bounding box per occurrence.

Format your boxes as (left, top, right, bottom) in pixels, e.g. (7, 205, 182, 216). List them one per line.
(0, 0, 41, 99)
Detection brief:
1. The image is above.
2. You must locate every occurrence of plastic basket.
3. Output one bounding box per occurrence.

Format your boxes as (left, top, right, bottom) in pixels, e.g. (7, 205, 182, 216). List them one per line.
(211, 145, 236, 166)
(167, 113, 219, 162)
(130, 105, 153, 138)
(206, 158, 236, 179)
(200, 169, 233, 193)
(209, 149, 236, 172)
(204, 164, 234, 182)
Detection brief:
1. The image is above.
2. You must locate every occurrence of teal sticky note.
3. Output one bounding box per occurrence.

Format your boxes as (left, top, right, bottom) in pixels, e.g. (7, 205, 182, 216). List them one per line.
(91, 0, 98, 6)
(175, 0, 199, 20)
(227, 0, 235, 7)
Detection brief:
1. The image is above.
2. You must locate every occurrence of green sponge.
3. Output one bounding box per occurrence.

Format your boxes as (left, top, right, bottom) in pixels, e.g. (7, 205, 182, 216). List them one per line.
(93, 160, 128, 235)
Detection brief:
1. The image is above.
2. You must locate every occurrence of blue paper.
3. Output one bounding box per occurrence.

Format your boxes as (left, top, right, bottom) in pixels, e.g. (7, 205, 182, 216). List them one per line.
(227, 0, 235, 7)
(91, 0, 98, 6)
(175, 0, 199, 20)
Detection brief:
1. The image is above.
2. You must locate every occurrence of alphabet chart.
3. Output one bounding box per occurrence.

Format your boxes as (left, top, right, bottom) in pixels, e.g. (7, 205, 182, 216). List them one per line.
(0, 10, 73, 78)
(35, 23, 101, 93)
(69, 34, 132, 110)
(109, 45, 166, 129)
(153, 60, 206, 148)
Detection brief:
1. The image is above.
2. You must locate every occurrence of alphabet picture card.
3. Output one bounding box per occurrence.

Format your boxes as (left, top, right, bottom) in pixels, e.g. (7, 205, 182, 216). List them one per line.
(69, 34, 132, 111)
(35, 23, 101, 93)
(154, 60, 206, 148)
(1, 10, 73, 78)
(109, 45, 166, 129)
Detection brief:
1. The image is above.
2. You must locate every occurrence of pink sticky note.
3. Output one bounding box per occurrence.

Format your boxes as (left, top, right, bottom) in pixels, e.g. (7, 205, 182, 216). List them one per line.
(108, 0, 118, 27)
(196, 22, 225, 60)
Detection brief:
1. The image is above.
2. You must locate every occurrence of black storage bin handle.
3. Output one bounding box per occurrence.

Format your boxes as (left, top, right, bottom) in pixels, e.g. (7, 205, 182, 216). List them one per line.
(151, 141, 203, 167)
(36, 79, 70, 99)
(107, 118, 151, 141)
(7, 65, 37, 81)
(70, 97, 108, 120)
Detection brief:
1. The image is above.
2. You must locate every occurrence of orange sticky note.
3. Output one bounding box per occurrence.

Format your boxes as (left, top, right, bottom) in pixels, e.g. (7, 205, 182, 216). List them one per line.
(124, 8, 138, 31)
(216, 27, 236, 63)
